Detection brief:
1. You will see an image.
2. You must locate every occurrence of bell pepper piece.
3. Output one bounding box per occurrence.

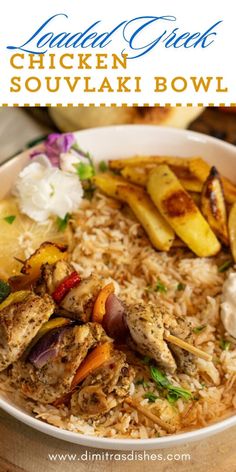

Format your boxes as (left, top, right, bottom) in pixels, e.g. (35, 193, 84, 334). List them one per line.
(0, 290, 31, 311)
(92, 283, 115, 323)
(21, 242, 67, 281)
(53, 342, 112, 407)
(52, 272, 81, 304)
(71, 342, 112, 388)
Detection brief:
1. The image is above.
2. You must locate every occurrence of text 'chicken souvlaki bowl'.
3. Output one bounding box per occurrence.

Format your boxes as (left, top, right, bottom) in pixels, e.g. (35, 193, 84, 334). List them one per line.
(0, 125, 236, 450)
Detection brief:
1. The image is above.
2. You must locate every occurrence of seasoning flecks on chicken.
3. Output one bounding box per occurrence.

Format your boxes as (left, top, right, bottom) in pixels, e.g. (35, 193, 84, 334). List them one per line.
(70, 350, 135, 418)
(0, 293, 54, 372)
(35, 260, 102, 322)
(125, 302, 177, 373)
(61, 274, 102, 322)
(35, 260, 73, 296)
(11, 323, 109, 404)
(166, 316, 196, 375)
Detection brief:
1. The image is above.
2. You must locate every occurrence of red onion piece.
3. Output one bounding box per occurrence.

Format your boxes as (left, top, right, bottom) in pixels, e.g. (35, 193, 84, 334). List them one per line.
(103, 293, 128, 340)
(28, 327, 68, 369)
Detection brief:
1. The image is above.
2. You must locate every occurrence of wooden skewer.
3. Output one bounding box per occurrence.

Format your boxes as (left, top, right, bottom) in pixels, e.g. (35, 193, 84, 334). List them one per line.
(165, 333, 212, 362)
(125, 397, 176, 434)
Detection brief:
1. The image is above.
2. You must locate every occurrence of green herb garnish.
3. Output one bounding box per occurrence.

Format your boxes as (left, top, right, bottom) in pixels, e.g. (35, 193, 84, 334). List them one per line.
(154, 280, 167, 293)
(0, 280, 11, 303)
(220, 339, 231, 351)
(4, 215, 16, 225)
(167, 391, 179, 404)
(193, 325, 206, 334)
(167, 385, 192, 402)
(135, 378, 150, 388)
(74, 162, 95, 180)
(176, 282, 186, 291)
(56, 213, 71, 232)
(218, 260, 233, 273)
(98, 161, 108, 172)
(72, 144, 95, 172)
(142, 356, 151, 365)
(143, 392, 158, 403)
(150, 366, 170, 388)
(150, 366, 192, 402)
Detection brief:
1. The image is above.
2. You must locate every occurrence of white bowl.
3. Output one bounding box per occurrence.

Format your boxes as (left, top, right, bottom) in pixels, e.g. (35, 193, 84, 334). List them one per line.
(0, 125, 235, 450)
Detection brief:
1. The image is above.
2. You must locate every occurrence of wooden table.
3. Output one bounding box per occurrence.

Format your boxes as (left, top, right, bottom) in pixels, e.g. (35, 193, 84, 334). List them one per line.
(0, 409, 235, 472)
(0, 108, 235, 472)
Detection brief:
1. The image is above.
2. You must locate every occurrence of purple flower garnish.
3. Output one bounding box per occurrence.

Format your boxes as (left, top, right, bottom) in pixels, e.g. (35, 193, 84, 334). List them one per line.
(45, 133, 76, 167)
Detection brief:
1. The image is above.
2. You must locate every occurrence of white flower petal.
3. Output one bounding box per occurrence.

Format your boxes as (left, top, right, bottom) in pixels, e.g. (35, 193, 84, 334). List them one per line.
(13, 156, 83, 222)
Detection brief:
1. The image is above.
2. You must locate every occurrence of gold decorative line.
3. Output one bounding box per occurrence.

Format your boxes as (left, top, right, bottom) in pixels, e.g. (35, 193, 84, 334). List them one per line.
(0, 103, 235, 107)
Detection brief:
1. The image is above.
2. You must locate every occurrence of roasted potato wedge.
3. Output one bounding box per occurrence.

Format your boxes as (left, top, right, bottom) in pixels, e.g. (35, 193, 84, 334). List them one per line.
(94, 173, 175, 251)
(189, 192, 201, 206)
(147, 165, 221, 257)
(93, 173, 130, 200)
(121, 166, 148, 186)
(115, 184, 174, 251)
(228, 203, 236, 262)
(109, 155, 192, 171)
(189, 158, 236, 204)
(201, 167, 229, 245)
(121, 165, 203, 193)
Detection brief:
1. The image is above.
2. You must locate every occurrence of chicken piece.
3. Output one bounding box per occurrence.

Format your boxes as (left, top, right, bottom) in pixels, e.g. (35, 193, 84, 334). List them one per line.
(36, 261, 102, 322)
(0, 293, 54, 372)
(60, 274, 102, 322)
(35, 260, 74, 296)
(70, 350, 135, 418)
(125, 302, 177, 373)
(162, 313, 196, 374)
(11, 323, 109, 403)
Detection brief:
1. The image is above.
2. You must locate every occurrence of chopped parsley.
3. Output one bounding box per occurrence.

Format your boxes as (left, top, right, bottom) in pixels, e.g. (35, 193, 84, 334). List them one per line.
(150, 366, 192, 403)
(98, 160, 108, 172)
(193, 325, 206, 334)
(0, 280, 11, 303)
(218, 260, 233, 273)
(56, 213, 71, 232)
(4, 215, 16, 225)
(145, 280, 167, 293)
(176, 282, 186, 291)
(74, 162, 95, 180)
(135, 378, 150, 388)
(220, 339, 231, 351)
(154, 280, 167, 293)
(142, 356, 151, 365)
(143, 392, 158, 403)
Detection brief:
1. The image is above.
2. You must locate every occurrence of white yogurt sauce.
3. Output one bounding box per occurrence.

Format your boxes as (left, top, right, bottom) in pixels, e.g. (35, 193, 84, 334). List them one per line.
(221, 272, 236, 338)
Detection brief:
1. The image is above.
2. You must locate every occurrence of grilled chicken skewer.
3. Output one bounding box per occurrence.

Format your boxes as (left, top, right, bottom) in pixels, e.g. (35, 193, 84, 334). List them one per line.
(36, 259, 212, 369)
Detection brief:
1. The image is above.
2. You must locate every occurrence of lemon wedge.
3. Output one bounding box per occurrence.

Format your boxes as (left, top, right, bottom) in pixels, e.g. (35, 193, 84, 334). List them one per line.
(0, 197, 71, 279)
